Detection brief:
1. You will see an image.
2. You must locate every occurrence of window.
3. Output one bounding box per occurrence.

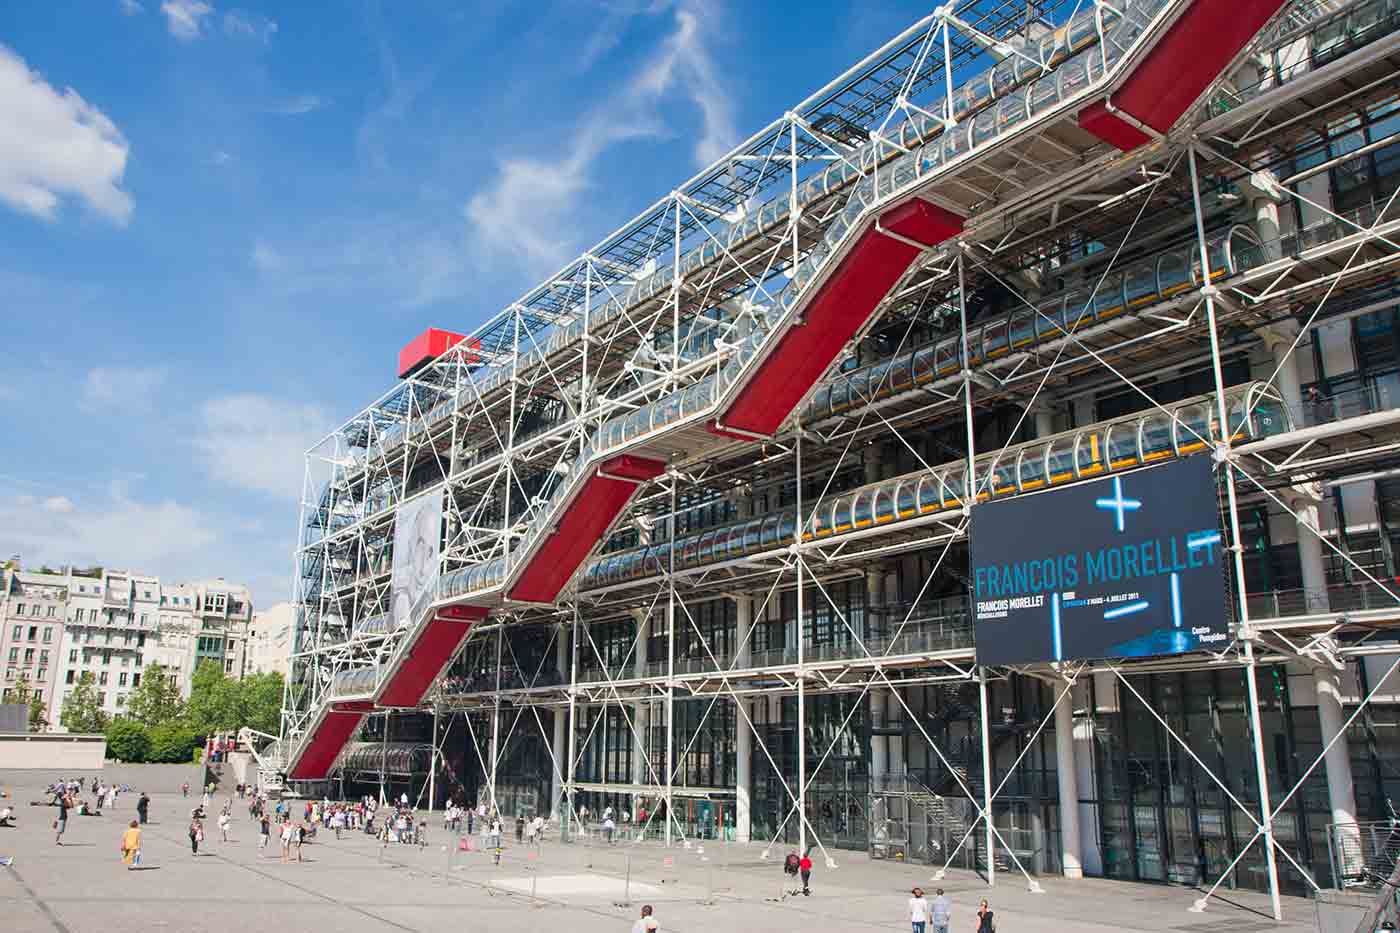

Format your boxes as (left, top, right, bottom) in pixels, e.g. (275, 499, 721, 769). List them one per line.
(10, 625, 20, 640)
(3, 670, 12, 682)
(225, 658, 235, 673)
(137, 633, 146, 648)
(30, 604, 39, 616)
(39, 650, 49, 664)
(65, 670, 74, 684)
(115, 694, 125, 707)
(68, 650, 77, 663)
(46, 606, 55, 618)
(120, 656, 129, 667)
(118, 672, 128, 687)
(167, 674, 178, 687)
(42, 626, 52, 643)
(37, 667, 46, 681)
(23, 649, 34, 664)
(159, 596, 166, 605)
(26, 626, 36, 640)
(143, 590, 151, 599)
(102, 651, 111, 666)
(135, 654, 143, 668)
(98, 691, 106, 705)
(73, 608, 83, 623)
(14, 603, 24, 616)
(5, 648, 15, 663)
(99, 671, 108, 686)
(132, 673, 141, 687)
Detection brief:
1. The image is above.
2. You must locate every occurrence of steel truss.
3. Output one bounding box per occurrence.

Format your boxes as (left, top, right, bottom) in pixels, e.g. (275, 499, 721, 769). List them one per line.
(283, 0, 1400, 922)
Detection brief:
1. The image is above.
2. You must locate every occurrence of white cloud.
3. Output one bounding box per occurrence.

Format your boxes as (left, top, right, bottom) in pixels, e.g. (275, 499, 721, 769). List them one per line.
(465, 2, 735, 274)
(119, 0, 145, 15)
(0, 489, 215, 573)
(223, 9, 277, 42)
(194, 393, 329, 500)
(266, 93, 324, 116)
(0, 44, 133, 224)
(161, 0, 213, 40)
(79, 366, 167, 413)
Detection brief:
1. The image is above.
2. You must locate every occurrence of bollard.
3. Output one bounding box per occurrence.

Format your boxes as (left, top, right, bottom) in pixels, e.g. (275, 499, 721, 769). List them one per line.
(700, 863, 715, 906)
(620, 853, 633, 907)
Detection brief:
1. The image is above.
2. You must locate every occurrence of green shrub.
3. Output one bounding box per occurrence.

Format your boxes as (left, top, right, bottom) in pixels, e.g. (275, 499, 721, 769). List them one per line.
(105, 718, 151, 763)
(148, 722, 200, 763)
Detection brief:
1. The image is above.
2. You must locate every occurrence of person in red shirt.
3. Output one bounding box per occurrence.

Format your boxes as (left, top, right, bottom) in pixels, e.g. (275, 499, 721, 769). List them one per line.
(799, 853, 813, 896)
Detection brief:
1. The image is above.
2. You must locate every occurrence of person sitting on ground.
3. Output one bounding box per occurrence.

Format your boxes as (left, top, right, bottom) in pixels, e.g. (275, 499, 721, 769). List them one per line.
(0, 803, 15, 827)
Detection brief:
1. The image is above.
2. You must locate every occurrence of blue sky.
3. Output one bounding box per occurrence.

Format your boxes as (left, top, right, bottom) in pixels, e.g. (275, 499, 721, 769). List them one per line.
(0, 0, 929, 609)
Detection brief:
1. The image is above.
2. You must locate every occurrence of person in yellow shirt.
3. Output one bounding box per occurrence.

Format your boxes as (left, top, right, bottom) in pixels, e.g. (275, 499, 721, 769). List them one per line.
(121, 820, 142, 868)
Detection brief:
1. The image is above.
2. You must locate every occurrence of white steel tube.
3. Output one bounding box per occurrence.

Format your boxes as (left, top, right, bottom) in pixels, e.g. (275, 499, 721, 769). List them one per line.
(1189, 144, 1282, 922)
(979, 666, 994, 887)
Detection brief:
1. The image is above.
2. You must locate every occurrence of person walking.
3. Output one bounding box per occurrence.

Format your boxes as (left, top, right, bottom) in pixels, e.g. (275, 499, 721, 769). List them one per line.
(909, 887, 930, 933)
(181, 782, 189, 798)
(630, 904, 658, 933)
(188, 815, 204, 855)
(930, 888, 952, 933)
(293, 820, 305, 862)
(54, 791, 70, 845)
(975, 899, 995, 933)
(279, 818, 293, 862)
(258, 813, 271, 855)
(798, 852, 813, 896)
(218, 808, 231, 842)
(136, 792, 149, 826)
(516, 813, 525, 844)
(121, 820, 142, 869)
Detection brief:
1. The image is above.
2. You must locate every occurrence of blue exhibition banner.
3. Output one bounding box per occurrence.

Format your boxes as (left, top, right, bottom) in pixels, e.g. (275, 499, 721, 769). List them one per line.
(970, 455, 1229, 665)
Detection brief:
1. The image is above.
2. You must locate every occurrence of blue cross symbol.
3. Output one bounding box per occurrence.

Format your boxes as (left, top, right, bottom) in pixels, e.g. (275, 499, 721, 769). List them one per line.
(1094, 476, 1142, 532)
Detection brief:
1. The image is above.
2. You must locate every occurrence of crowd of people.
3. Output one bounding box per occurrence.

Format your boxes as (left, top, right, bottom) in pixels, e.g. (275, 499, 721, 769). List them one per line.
(25, 772, 1017, 931)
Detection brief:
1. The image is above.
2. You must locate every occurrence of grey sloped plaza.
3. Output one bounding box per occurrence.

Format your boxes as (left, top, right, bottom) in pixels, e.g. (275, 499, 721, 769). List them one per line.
(0, 766, 1323, 933)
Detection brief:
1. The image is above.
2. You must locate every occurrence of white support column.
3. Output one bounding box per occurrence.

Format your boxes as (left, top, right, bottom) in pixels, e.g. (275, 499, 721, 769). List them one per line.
(552, 624, 568, 821)
(1241, 170, 1284, 263)
(979, 667, 995, 887)
(565, 611, 580, 838)
(633, 610, 650, 794)
(735, 595, 752, 843)
(1032, 405, 1055, 440)
(1313, 665, 1359, 834)
(1193, 143, 1282, 920)
(1053, 688, 1083, 879)
(870, 690, 889, 779)
(488, 625, 503, 814)
(1259, 320, 1330, 614)
(887, 688, 906, 777)
(428, 703, 439, 812)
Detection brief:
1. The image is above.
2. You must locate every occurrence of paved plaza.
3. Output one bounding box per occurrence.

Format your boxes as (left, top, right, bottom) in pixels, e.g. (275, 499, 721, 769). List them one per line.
(0, 766, 1325, 932)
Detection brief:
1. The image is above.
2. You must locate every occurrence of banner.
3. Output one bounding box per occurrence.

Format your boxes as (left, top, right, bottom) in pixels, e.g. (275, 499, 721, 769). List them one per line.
(971, 456, 1229, 665)
(390, 488, 443, 632)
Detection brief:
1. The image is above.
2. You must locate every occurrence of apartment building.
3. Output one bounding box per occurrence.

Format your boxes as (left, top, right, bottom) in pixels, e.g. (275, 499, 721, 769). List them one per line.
(0, 566, 253, 726)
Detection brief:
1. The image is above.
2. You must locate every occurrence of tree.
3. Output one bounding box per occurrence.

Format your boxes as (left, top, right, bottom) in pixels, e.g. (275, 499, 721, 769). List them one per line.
(148, 720, 199, 763)
(8, 674, 47, 732)
(59, 672, 109, 734)
(105, 719, 150, 762)
(125, 662, 185, 727)
(27, 691, 48, 732)
(241, 671, 285, 735)
(186, 659, 241, 735)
